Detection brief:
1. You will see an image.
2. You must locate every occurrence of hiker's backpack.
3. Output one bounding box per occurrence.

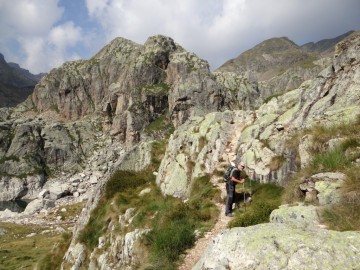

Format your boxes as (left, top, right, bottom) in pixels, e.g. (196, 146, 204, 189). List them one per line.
(224, 165, 235, 182)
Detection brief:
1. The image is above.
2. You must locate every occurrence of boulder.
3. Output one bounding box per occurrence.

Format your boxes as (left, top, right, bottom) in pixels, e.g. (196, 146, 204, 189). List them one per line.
(0, 209, 20, 219)
(0, 176, 27, 201)
(194, 223, 360, 270)
(270, 203, 320, 229)
(300, 172, 346, 205)
(38, 189, 50, 199)
(117, 141, 153, 172)
(45, 181, 70, 200)
(23, 198, 55, 215)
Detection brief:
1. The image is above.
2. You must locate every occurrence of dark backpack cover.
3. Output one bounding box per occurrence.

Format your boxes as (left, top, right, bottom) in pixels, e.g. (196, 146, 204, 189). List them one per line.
(224, 165, 235, 182)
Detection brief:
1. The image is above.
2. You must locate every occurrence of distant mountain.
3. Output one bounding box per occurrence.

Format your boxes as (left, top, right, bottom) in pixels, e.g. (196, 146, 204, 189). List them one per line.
(216, 31, 354, 81)
(216, 37, 317, 81)
(301, 30, 354, 56)
(215, 31, 355, 101)
(0, 53, 45, 108)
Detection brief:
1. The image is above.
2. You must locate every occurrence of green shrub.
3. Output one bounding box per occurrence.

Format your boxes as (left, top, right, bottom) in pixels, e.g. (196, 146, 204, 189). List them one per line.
(340, 137, 360, 151)
(0, 155, 20, 164)
(147, 220, 195, 265)
(229, 183, 283, 228)
(150, 140, 167, 169)
(320, 202, 360, 231)
(229, 201, 278, 227)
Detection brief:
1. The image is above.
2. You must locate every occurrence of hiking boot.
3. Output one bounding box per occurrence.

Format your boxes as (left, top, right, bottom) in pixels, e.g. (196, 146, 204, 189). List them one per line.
(225, 213, 234, 217)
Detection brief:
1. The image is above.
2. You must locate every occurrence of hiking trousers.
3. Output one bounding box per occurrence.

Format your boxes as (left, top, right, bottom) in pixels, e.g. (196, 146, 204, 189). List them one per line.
(225, 182, 235, 215)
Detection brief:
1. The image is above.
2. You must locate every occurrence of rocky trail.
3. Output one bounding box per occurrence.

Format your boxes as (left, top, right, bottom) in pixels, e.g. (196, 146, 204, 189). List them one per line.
(179, 175, 232, 270)
(178, 134, 240, 270)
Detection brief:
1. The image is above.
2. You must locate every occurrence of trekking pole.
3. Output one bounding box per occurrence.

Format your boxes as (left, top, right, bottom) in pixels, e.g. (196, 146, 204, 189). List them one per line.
(249, 169, 253, 203)
(250, 172, 252, 196)
(243, 182, 245, 209)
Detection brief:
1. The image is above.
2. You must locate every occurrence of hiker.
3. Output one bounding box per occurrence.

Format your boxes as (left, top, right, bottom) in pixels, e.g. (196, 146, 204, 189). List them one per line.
(225, 161, 248, 217)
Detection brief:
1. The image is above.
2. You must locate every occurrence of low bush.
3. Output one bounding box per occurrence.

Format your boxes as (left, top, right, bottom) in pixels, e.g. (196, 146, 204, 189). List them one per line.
(229, 182, 283, 228)
(146, 219, 195, 268)
(229, 201, 279, 227)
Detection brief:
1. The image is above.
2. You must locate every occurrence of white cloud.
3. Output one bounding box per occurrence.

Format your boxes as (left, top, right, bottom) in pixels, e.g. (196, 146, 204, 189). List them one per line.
(0, 0, 83, 73)
(84, 0, 360, 69)
(49, 22, 82, 51)
(0, 0, 63, 36)
(1, 0, 359, 73)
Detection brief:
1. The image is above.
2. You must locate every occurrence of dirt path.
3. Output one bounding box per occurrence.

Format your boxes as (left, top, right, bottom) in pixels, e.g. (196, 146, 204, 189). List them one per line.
(178, 126, 244, 270)
(178, 176, 232, 270)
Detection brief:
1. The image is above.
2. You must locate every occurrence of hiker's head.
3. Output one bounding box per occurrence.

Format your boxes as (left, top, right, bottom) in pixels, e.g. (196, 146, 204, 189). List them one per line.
(237, 162, 245, 170)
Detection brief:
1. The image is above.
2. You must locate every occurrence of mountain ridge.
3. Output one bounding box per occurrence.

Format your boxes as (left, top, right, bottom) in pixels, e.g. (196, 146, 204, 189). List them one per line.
(0, 53, 45, 108)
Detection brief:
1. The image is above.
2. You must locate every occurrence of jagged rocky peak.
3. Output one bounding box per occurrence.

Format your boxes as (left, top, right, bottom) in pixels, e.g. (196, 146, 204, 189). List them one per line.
(28, 34, 224, 143)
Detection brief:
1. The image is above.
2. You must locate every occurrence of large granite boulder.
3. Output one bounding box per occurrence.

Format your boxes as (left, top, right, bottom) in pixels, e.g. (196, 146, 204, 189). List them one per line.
(270, 203, 321, 229)
(194, 223, 360, 270)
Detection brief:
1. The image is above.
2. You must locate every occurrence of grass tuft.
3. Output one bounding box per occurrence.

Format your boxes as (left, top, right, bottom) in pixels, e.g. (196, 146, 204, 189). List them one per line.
(319, 165, 360, 231)
(311, 148, 350, 171)
(229, 182, 283, 228)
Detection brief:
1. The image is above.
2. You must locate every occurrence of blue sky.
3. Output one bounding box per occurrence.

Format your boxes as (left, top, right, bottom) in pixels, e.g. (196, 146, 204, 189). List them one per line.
(0, 0, 359, 74)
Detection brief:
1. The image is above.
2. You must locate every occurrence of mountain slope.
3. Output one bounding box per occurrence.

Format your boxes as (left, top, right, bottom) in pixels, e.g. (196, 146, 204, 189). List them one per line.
(215, 32, 354, 102)
(216, 37, 317, 81)
(0, 54, 44, 107)
(301, 30, 354, 56)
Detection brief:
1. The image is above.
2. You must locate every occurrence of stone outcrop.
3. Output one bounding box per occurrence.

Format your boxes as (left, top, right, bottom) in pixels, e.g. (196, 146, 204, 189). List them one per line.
(193, 222, 360, 270)
(270, 203, 321, 229)
(299, 172, 346, 205)
(156, 110, 254, 199)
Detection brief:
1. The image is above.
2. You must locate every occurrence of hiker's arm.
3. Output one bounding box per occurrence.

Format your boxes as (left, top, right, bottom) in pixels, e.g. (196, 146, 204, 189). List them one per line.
(231, 177, 245, 184)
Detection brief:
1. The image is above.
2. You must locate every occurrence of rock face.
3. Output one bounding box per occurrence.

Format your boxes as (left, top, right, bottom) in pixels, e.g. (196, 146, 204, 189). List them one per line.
(0, 35, 235, 201)
(156, 31, 360, 197)
(29, 35, 225, 141)
(193, 223, 360, 270)
(156, 110, 254, 199)
(0, 116, 100, 200)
